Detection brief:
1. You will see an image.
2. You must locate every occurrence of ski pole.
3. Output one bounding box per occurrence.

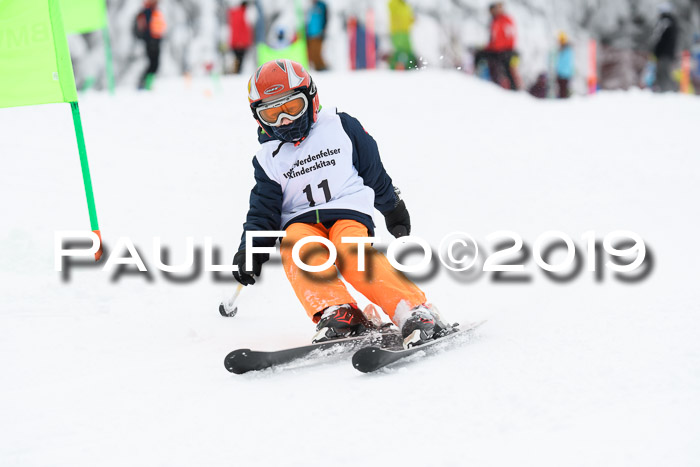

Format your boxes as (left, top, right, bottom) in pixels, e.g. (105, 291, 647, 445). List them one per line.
(219, 283, 244, 317)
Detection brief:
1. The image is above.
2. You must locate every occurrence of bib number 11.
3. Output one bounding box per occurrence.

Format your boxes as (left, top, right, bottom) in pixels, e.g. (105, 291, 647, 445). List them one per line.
(302, 179, 331, 207)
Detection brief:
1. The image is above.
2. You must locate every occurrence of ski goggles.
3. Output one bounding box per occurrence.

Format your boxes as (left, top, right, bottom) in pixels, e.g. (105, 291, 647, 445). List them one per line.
(255, 92, 309, 127)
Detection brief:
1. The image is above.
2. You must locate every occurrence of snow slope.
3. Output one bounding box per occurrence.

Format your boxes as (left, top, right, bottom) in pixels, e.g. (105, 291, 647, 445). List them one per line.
(1, 71, 699, 467)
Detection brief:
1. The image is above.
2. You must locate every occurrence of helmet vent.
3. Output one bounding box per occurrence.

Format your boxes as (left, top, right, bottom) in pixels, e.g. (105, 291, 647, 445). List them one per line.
(286, 59, 305, 89)
(248, 77, 261, 101)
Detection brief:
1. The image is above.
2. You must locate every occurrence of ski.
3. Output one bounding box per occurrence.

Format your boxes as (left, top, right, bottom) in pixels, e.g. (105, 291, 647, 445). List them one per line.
(352, 320, 487, 373)
(224, 330, 402, 374)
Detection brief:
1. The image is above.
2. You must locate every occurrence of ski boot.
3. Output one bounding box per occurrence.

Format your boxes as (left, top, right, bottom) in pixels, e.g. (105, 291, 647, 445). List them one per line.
(312, 303, 376, 343)
(398, 304, 452, 348)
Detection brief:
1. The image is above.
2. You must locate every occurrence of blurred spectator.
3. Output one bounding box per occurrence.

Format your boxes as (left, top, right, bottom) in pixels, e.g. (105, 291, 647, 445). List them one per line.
(474, 2, 519, 90)
(133, 0, 167, 90)
(650, 2, 678, 93)
(307, 0, 328, 71)
(228, 2, 253, 74)
(692, 34, 700, 95)
(556, 31, 574, 98)
(528, 72, 548, 98)
(388, 0, 417, 70)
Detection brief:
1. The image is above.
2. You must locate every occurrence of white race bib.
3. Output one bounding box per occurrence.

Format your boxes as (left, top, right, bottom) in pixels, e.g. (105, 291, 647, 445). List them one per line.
(255, 107, 375, 227)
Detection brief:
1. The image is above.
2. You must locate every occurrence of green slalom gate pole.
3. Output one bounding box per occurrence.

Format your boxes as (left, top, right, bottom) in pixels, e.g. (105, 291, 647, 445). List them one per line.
(102, 26, 115, 94)
(70, 101, 103, 259)
(102, 2, 115, 95)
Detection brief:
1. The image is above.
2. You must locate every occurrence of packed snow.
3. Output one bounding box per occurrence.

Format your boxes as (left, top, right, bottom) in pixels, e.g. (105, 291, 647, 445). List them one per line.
(1, 71, 699, 466)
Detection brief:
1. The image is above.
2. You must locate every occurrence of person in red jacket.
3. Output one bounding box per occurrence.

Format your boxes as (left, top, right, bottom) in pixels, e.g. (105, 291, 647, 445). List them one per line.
(228, 1, 254, 74)
(474, 2, 520, 90)
(487, 3, 515, 52)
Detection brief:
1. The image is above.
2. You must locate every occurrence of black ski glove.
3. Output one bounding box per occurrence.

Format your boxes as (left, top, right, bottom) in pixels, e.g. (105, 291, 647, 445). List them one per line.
(232, 249, 269, 286)
(384, 200, 411, 238)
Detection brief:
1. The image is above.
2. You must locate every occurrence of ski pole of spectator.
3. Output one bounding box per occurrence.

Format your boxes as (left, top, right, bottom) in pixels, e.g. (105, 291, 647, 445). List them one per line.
(588, 39, 597, 94)
(680, 50, 691, 94)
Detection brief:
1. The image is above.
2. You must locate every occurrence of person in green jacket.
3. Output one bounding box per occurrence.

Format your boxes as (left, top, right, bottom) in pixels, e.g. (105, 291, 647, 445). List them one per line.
(388, 0, 418, 70)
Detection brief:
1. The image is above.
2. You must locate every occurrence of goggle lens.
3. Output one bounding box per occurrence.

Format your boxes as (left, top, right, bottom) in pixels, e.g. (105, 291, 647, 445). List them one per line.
(257, 95, 307, 126)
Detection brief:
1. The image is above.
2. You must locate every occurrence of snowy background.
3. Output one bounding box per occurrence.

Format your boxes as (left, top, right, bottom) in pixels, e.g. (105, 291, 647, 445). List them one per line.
(70, 0, 700, 93)
(1, 69, 699, 466)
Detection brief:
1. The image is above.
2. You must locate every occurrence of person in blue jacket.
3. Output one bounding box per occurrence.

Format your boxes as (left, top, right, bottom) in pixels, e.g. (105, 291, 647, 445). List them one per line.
(232, 59, 450, 346)
(307, 0, 328, 70)
(556, 32, 574, 98)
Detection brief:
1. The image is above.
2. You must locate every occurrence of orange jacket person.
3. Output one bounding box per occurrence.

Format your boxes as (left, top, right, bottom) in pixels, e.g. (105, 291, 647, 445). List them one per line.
(134, 0, 167, 89)
(233, 60, 450, 345)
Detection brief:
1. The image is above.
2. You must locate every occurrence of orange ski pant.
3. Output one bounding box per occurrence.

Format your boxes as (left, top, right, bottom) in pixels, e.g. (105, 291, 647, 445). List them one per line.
(280, 220, 426, 321)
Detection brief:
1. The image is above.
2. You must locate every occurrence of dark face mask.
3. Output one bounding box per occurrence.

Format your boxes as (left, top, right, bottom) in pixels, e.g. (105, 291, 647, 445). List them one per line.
(269, 112, 311, 143)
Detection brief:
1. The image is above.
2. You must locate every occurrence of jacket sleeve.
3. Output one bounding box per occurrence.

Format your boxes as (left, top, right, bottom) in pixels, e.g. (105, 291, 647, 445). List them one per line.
(338, 112, 398, 214)
(238, 156, 283, 251)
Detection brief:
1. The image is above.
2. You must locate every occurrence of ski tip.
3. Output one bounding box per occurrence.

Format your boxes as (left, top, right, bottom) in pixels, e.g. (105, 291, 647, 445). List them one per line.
(351, 346, 383, 373)
(219, 303, 238, 318)
(224, 348, 252, 374)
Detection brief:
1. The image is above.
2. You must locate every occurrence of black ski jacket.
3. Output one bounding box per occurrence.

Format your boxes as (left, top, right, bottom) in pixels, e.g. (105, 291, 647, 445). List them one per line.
(653, 13, 678, 59)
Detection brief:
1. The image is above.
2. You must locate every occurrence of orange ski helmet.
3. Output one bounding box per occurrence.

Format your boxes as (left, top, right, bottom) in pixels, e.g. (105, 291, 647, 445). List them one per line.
(248, 60, 319, 141)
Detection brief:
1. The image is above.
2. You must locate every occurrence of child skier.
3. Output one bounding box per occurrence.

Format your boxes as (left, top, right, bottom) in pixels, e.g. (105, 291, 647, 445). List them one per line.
(233, 59, 448, 345)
